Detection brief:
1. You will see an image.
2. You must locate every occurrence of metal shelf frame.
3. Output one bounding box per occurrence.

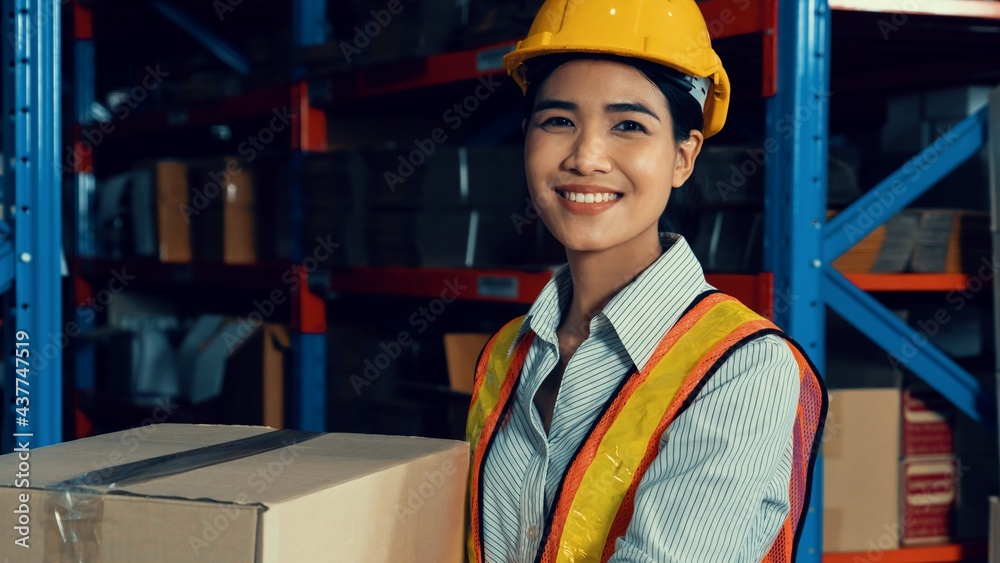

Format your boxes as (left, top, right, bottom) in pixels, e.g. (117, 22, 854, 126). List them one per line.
(66, 1, 329, 433)
(770, 1, 1000, 560)
(1, 0, 64, 451)
(6, 0, 994, 558)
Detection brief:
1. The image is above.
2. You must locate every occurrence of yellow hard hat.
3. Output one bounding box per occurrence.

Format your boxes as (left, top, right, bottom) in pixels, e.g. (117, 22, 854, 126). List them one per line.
(502, 0, 730, 137)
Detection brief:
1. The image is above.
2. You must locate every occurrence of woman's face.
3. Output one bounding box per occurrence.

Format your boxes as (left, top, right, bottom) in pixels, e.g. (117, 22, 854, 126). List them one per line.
(524, 59, 703, 253)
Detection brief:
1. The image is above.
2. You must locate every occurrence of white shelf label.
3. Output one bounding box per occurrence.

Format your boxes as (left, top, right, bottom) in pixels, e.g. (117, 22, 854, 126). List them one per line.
(477, 275, 519, 299)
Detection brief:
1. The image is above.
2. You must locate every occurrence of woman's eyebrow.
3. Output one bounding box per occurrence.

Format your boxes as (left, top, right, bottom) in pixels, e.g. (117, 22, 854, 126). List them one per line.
(606, 102, 659, 121)
(533, 99, 577, 112)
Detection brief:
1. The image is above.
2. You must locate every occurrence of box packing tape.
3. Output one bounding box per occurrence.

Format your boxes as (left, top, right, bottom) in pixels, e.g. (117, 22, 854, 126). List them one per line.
(42, 429, 322, 562)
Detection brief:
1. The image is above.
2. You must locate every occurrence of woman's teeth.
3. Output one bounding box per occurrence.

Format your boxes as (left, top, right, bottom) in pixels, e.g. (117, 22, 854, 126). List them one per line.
(558, 191, 621, 203)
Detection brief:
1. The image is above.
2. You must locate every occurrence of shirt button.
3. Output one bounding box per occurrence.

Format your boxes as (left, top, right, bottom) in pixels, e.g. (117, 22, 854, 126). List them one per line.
(527, 526, 539, 541)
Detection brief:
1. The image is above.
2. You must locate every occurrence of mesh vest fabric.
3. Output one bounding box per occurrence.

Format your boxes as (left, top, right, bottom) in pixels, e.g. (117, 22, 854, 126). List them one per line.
(467, 292, 827, 563)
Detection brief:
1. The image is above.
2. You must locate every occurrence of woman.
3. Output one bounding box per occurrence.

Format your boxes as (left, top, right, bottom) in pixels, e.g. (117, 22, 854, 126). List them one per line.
(466, 1, 827, 562)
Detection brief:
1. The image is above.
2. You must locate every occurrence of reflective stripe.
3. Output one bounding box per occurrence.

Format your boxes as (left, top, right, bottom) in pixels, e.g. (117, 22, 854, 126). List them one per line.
(544, 294, 773, 562)
(467, 315, 531, 563)
(468, 293, 826, 563)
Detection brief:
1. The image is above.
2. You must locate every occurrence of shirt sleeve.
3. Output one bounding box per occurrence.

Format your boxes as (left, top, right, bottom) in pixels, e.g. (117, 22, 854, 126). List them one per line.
(607, 334, 801, 563)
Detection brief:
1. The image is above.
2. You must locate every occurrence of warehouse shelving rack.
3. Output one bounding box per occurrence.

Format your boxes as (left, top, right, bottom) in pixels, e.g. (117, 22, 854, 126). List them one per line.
(773, 0, 1000, 561)
(2, 0, 997, 561)
(1, 1, 63, 452)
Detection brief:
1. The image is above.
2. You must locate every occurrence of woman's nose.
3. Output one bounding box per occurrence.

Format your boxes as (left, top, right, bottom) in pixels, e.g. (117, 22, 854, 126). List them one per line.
(564, 131, 613, 175)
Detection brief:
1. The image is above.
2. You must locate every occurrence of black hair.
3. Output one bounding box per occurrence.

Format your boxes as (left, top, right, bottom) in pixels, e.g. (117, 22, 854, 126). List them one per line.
(521, 53, 705, 142)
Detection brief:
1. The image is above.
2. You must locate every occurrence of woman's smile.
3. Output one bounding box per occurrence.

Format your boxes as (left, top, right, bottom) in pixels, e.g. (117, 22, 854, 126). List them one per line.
(554, 184, 624, 215)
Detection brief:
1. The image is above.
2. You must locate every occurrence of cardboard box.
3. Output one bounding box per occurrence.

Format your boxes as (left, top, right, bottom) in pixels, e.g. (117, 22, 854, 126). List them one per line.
(0, 425, 468, 562)
(901, 456, 958, 546)
(443, 333, 490, 394)
(176, 317, 288, 428)
(902, 386, 955, 458)
(153, 161, 194, 263)
(823, 388, 902, 552)
(191, 157, 257, 264)
(221, 323, 289, 429)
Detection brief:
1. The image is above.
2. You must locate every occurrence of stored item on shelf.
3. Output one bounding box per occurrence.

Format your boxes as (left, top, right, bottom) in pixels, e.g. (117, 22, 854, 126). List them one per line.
(190, 157, 257, 264)
(902, 384, 955, 458)
(97, 161, 194, 262)
(302, 152, 368, 267)
(443, 333, 491, 394)
(0, 425, 468, 562)
(94, 327, 178, 403)
(93, 296, 182, 403)
(152, 161, 194, 263)
(911, 209, 991, 273)
(176, 317, 287, 427)
(367, 206, 534, 268)
(688, 147, 860, 208)
(900, 456, 958, 546)
(365, 146, 527, 209)
(823, 388, 901, 553)
(220, 323, 289, 429)
(689, 209, 763, 273)
(460, 1, 540, 49)
(829, 210, 919, 274)
(831, 208, 991, 274)
(343, 0, 469, 66)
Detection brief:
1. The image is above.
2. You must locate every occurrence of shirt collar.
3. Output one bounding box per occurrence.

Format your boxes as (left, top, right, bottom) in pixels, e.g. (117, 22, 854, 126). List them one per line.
(514, 234, 711, 370)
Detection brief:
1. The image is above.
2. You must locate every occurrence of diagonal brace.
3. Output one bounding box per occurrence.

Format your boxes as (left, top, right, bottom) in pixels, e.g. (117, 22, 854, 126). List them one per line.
(824, 266, 996, 425)
(824, 109, 987, 262)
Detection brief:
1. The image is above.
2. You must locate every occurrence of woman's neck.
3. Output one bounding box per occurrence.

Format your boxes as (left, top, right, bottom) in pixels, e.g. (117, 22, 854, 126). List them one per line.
(559, 227, 664, 338)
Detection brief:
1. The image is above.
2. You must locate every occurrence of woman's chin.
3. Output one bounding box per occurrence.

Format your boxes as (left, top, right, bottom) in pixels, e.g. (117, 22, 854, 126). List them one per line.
(554, 234, 623, 254)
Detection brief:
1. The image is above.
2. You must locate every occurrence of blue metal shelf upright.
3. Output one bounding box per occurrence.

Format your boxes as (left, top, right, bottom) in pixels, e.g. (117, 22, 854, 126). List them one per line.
(768, 1, 999, 560)
(1, 0, 64, 452)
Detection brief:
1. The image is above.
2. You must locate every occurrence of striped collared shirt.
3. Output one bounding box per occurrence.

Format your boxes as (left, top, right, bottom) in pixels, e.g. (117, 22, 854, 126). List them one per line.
(480, 234, 801, 562)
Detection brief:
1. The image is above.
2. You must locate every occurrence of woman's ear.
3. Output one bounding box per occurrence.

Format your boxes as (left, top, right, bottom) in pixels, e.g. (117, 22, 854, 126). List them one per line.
(671, 130, 705, 188)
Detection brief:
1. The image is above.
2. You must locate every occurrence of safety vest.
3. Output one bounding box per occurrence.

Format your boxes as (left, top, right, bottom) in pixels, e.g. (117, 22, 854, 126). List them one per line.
(467, 291, 827, 563)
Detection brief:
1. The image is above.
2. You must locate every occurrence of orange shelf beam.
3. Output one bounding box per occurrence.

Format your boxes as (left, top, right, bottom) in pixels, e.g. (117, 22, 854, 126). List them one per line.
(823, 542, 987, 563)
(830, 0, 1000, 19)
(845, 273, 970, 292)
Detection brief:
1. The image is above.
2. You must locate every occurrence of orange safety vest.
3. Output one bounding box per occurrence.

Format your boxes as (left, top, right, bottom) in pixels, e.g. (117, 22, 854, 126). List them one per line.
(466, 291, 827, 563)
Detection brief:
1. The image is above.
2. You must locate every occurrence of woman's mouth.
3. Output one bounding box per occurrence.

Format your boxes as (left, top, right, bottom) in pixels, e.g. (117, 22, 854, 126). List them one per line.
(556, 190, 622, 203)
(553, 188, 623, 216)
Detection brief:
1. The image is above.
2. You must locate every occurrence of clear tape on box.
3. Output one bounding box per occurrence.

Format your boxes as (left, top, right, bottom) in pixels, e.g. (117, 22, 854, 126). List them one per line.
(40, 429, 320, 562)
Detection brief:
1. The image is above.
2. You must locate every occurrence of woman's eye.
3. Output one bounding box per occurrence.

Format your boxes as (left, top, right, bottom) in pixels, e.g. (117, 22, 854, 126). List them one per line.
(540, 116, 573, 128)
(614, 120, 648, 133)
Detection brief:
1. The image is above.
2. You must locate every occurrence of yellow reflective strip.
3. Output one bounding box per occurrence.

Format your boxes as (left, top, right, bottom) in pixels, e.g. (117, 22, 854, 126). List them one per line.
(555, 300, 763, 563)
(466, 316, 526, 451)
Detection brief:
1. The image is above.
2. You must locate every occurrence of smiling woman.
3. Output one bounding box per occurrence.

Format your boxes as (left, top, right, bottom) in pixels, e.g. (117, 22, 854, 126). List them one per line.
(465, 1, 828, 563)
